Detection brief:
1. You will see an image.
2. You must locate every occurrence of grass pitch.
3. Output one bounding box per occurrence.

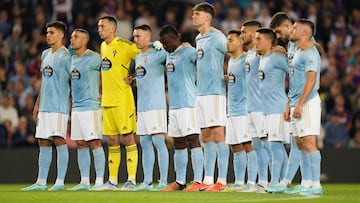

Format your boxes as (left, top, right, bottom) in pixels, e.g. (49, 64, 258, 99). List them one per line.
(0, 183, 359, 203)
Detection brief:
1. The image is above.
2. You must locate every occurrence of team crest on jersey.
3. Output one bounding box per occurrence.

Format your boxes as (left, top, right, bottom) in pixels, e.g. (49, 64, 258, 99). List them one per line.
(258, 69, 265, 80)
(135, 65, 146, 78)
(102, 57, 112, 70)
(244, 61, 250, 72)
(228, 72, 236, 85)
(71, 68, 81, 80)
(197, 48, 204, 58)
(166, 61, 175, 73)
(113, 50, 117, 57)
(43, 65, 53, 78)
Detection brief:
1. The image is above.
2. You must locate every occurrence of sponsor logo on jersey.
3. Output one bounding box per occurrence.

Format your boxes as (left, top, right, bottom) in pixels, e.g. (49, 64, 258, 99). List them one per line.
(102, 57, 112, 70)
(71, 68, 81, 80)
(166, 61, 175, 73)
(135, 65, 146, 78)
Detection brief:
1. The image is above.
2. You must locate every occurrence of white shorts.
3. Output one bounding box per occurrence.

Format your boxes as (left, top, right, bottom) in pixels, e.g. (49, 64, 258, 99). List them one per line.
(226, 115, 251, 145)
(196, 95, 226, 128)
(264, 114, 286, 142)
(291, 95, 321, 138)
(248, 112, 267, 138)
(168, 108, 200, 138)
(283, 121, 291, 144)
(71, 109, 102, 141)
(137, 109, 167, 135)
(35, 112, 69, 139)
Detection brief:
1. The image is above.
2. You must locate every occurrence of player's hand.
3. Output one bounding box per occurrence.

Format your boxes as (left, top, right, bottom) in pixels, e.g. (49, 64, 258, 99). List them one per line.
(124, 76, 134, 85)
(292, 105, 302, 119)
(181, 42, 192, 47)
(224, 75, 229, 83)
(98, 94, 102, 102)
(283, 104, 291, 122)
(150, 41, 163, 50)
(272, 45, 286, 54)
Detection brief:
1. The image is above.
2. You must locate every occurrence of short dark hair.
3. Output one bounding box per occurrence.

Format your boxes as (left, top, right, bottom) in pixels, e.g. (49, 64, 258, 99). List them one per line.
(193, 2, 215, 18)
(256, 28, 276, 46)
(227, 29, 242, 36)
(46, 21, 67, 34)
(134, 24, 152, 33)
(296, 18, 315, 36)
(159, 25, 179, 38)
(242, 20, 262, 29)
(99, 15, 117, 29)
(270, 12, 291, 29)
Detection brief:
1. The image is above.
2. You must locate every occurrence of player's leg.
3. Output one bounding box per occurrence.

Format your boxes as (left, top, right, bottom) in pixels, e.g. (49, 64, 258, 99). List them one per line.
(152, 133, 169, 190)
(114, 108, 138, 191)
(281, 135, 300, 188)
(244, 141, 258, 191)
(21, 138, 52, 191)
(265, 114, 288, 193)
(68, 111, 91, 191)
(89, 139, 105, 190)
(162, 137, 187, 191)
(249, 112, 269, 188)
(48, 113, 69, 191)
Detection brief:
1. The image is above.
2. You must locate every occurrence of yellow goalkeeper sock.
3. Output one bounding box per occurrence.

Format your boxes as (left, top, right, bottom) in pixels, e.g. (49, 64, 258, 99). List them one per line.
(126, 144, 138, 183)
(108, 145, 121, 184)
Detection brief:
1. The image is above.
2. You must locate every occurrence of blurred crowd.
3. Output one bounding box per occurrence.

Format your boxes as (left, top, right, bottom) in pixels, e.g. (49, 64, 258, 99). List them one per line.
(0, 0, 360, 149)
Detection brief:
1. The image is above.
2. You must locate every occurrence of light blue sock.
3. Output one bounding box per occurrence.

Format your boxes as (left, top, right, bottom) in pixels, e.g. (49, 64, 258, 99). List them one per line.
(216, 142, 229, 182)
(77, 148, 90, 180)
(56, 144, 69, 182)
(203, 142, 216, 180)
(299, 149, 312, 181)
(247, 150, 258, 184)
(140, 135, 154, 185)
(284, 137, 300, 182)
(269, 141, 285, 184)
(252, 137, 268, 182)
(152, 136, 169, 185)
(262, 139, 272, 168)
(233, 151, 246, 184)
(174, 149, 188, 184)
(92, 147, 105, 182)
(309, 150, 321, 183)
(38, 146, 52, 183)
(253, 138, 269, 183)
(280, 145, 289, 180)
(191, 147, 204, 183)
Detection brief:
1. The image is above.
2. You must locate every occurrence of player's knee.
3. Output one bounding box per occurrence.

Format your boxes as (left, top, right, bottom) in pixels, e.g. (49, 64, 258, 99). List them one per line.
(174, 137, 187, 149)
(76, 140, 88, 148)
(88, 139, 102, 149)
(53, 136, 67, 146)
(186, 134, 201, 149)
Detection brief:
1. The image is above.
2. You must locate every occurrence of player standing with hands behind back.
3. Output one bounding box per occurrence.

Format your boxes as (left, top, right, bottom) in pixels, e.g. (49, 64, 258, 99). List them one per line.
(185, 2, 229, 192)
(21, 21, 71, 191)
(67, 28, 105, 191)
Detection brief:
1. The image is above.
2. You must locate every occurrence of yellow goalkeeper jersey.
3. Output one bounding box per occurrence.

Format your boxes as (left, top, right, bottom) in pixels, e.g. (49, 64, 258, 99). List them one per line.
(100, 37, 139, 107)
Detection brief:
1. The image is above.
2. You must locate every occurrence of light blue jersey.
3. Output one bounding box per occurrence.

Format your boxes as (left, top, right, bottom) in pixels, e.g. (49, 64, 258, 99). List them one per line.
(39, 46, 71, 114)
(71, 49, 102, 111)
(245, 48, 262, 113)
(195, 28, 227, 96)
(227, 54, 247, 116)
(166, 46, 197, 109)
(135, 49, 167, 112)
(289, 46, 320, 107)
(258, 52, 289, 115)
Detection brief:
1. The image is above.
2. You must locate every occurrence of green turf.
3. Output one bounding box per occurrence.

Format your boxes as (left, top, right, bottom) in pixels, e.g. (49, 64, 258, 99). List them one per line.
(0, 184, 359, 203)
